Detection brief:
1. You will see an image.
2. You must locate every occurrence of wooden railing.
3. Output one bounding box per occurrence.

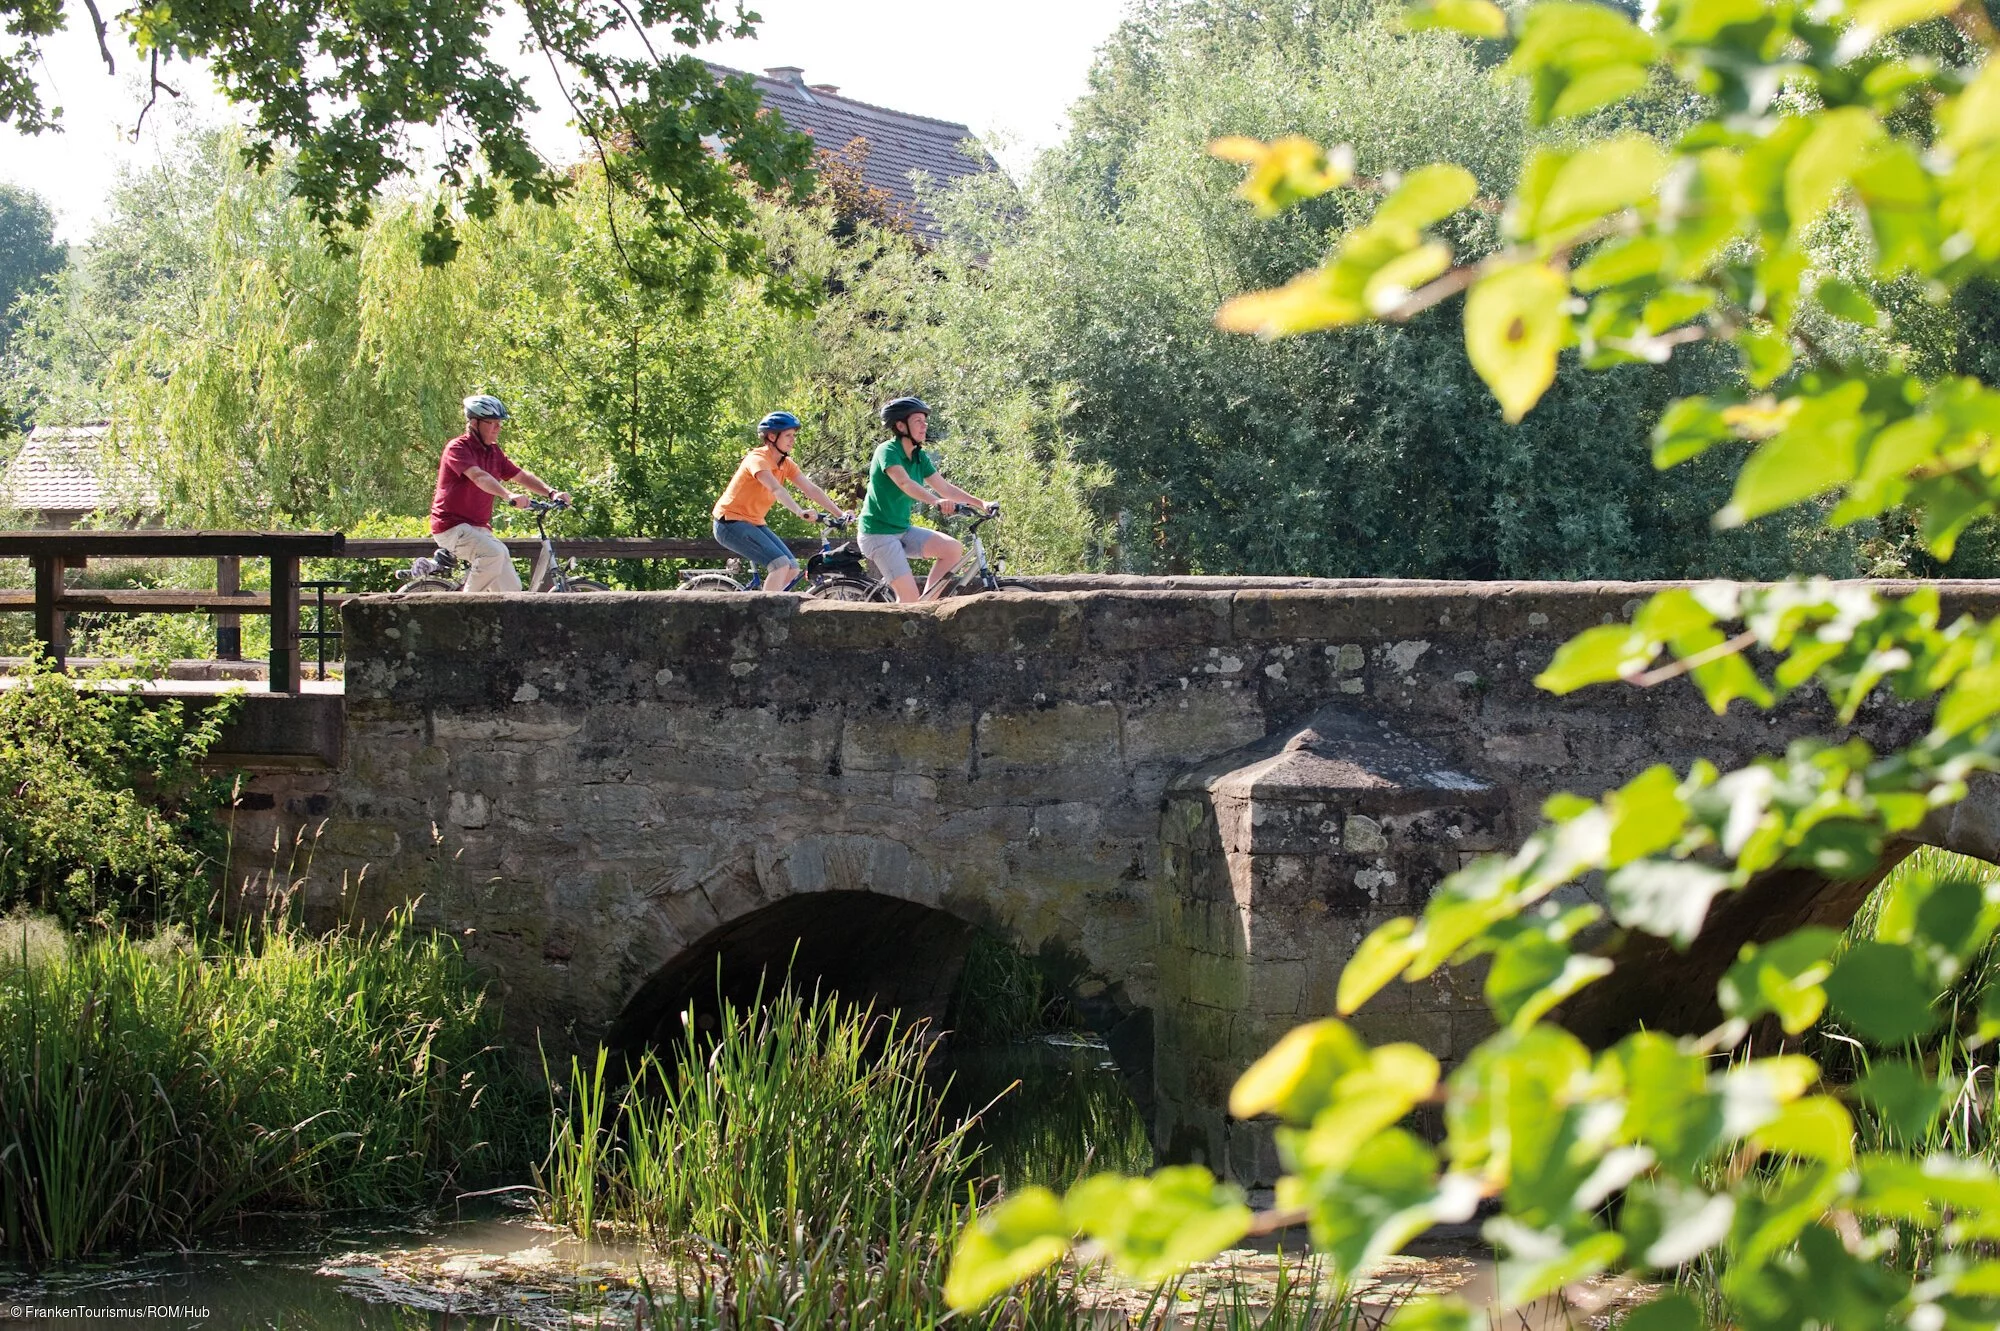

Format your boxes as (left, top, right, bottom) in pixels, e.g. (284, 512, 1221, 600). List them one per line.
(0, 531, 829, 690)
(0, 531, 344, 693)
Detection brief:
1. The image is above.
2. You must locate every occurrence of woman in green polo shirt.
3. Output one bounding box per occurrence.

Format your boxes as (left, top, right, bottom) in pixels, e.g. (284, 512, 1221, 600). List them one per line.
(857, 397, 995, 602)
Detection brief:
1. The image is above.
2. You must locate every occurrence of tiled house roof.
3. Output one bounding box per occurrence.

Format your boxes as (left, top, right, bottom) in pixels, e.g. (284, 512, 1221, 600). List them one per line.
(3, 424, 158, 523)
(712, 63, 996, 243)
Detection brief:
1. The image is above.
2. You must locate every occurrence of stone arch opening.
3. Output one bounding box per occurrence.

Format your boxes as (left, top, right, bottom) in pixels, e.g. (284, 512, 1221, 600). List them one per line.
(1559, 827, 2000, 1046)
(604, 889, 1158, 1166)
(606, 890, 979, 1053)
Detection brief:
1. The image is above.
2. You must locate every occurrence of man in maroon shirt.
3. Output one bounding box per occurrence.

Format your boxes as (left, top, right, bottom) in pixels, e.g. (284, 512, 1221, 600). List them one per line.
(430, 395, 569, 592)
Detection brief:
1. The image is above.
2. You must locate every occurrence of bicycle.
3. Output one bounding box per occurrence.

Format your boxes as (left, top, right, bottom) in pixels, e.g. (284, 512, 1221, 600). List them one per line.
(396, 498, 609, 594)
(814, 505, 1014, 603)
(678, 516, 877, 598)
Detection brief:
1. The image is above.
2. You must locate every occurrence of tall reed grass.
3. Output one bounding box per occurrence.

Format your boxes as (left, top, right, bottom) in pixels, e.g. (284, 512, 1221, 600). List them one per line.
(0, 906, 531, 1265)
(543, 987, 1089, 1327)
(542, 987, 972, 1248)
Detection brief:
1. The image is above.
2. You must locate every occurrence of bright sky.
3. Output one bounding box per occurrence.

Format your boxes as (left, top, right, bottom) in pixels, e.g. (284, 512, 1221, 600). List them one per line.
(0, 0, 1129, 244)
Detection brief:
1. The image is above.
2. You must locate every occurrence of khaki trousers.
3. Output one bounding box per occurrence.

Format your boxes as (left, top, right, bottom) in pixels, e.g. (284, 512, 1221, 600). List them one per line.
(434, 523, 522, 593)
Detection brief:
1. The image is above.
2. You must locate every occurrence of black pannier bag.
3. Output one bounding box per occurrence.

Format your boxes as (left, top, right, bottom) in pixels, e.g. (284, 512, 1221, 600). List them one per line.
(808, 541, 871, 579)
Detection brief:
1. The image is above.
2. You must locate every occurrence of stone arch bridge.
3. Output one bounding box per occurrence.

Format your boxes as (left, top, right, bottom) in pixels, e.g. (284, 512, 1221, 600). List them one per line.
(288, 580, 2000, 1183)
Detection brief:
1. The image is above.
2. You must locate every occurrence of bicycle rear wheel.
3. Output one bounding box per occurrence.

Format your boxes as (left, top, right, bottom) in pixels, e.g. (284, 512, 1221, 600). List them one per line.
(557, 578, 610, 593)
(679, 573, 747, 593)
(397, 577, 461, 595)
(811, 577, 892, 602)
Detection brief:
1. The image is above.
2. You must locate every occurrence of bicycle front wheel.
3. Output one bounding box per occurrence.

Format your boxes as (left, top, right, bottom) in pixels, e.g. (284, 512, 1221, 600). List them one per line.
(556, 578, 610, 593)
(679, 573, 747, 593)
(397, 577, 461, 595)
(811, 577, 892, 602)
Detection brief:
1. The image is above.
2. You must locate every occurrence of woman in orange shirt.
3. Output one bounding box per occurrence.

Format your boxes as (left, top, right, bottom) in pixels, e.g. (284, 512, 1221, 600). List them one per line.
(711, 412, 847, 592)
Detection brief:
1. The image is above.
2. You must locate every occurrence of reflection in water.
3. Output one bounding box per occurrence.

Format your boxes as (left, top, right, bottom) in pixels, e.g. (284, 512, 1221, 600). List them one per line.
(0, 1038, 1151, 1327)
(0, 1207, 590, 1329)
(942, 1033, 1154, 1191)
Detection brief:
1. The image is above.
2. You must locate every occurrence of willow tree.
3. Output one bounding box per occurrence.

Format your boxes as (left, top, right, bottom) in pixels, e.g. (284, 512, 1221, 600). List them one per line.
(102, 140, 779, 533)
(949, 2, 2000, 1327)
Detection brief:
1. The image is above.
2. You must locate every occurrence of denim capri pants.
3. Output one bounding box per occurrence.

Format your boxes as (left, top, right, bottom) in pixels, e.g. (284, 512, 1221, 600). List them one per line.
(712, 518, 797, 571)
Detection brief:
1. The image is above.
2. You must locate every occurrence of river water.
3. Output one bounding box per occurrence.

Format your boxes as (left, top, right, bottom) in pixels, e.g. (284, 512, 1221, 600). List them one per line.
(0, 1037, 1154, 1329)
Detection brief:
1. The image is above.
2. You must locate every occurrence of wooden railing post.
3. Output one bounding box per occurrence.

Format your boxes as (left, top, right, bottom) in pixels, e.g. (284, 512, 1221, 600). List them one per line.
(269, 553, 301, 693)
(215, 555, 242, 660)
(31, 555, 66, 669)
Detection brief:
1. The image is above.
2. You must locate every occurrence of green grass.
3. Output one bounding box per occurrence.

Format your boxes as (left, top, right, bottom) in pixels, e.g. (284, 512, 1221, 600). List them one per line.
(542, 986, 1370, 1329)
(0, 906, 532, 1265)
(541, 987, 973, 1248)
(946, 1041, 1155, 1191)
(542, 987, 1009, 1327)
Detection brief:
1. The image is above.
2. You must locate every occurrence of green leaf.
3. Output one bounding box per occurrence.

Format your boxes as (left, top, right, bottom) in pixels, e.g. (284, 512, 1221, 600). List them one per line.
(1503, 3, 1658, 124)
(1738, 328, 1795, 388)
(1402, 0, 1510, 37)
(1375, 164, 1480, 232)
(1612, 1032, 1724, 1172)
(1486, 928, 1613, 1027)
(1824, 941, 1941, 1045)
(1848, 0, 1964, 39)
(1365, 242, 1455, 316)
(1464, 263, 1571, 423)
(1605, 860, 1731, 946)
(1622, 1178, 1737, 1269)
(1815, 278, 1880, 328)
(1065, 1166, 1252, 1284)
(1752, 1096, 1855, 1166)
(1716, 383, 1868, 526)
(1785, 109, 1886, 239)
(1531, 134, 1670, 246)
(1487, 1218, 1626, 1305)
(1534, 623, 1652, 693)
(1718, 928, 1840, 1034)
(1854, 140, 1943, 277)
(945, 1187, 1072, 1309)
(1229, 1018, 1368, 1122)
(1389, 1297, 1483, 1331)
(1619, 1292, 1702, 1331)
(1674, 624, 1775, 715)
(1606, 764, 1692, 867)
(1289, 1128, 1454, 1278)
(1934, 661, 2000, 741)
(1573, 235, 1669, 290)
(1830, 414, 1945, 525)
(1855, 1060, 1951, 1140)
(1338, 917, 1422, 1014)
(1652, 396, 1737, 468)
(1286, 1044, 1444, 1174)
(1211, 135, 1353, 217)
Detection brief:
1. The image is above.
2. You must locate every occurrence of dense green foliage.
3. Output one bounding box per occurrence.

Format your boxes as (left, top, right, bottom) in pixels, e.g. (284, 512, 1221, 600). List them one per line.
(947, 2, 2000, 1329)
(0, 0, 813, 271)
(0, 655, 237, 928)
(3, 126, 1103, 578)
(0, 907, 529, 1265)
(0, 184, 60, 350)
(932, 0, 1889, 579)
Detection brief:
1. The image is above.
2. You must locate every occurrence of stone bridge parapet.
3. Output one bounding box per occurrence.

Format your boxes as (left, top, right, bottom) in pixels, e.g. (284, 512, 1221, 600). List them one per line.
(313, 581, 2000, 1182)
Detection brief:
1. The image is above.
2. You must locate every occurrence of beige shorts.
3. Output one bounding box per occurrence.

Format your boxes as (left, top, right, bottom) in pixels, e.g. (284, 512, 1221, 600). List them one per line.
(857, 527, 947, 584)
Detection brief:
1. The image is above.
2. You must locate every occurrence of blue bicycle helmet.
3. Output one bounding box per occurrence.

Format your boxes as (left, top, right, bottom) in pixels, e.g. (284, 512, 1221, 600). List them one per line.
(463, 394, 509, 421)
(757, 411, 802, 436)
